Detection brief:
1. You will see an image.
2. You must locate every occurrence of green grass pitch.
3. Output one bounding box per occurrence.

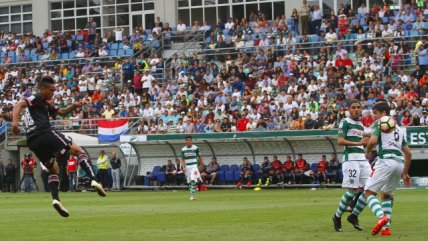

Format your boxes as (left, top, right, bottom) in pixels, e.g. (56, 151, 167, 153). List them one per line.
(0, 189, 427, 241)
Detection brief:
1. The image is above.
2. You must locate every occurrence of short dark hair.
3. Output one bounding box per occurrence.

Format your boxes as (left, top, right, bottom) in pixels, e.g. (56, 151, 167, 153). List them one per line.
(373, 102, 390, 115)
(185, 135, 192, 140)
(39, 76, 55, 88)
(347, 99, 361, 107)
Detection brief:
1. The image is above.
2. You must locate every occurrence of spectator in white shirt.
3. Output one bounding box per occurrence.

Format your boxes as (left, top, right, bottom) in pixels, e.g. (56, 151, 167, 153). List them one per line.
(225, 18, 235, 30)
(113, 27, 124, 42)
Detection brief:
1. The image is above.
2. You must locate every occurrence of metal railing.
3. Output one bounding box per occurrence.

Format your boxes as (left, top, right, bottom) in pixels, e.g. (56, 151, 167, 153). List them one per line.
(6, 117, 143, 142)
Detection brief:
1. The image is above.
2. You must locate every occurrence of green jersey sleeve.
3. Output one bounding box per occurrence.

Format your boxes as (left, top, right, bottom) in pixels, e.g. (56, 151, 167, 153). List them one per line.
(372, 120, 380, 137)
(181, 150, 185, 159)
(337, 119, 348, 137)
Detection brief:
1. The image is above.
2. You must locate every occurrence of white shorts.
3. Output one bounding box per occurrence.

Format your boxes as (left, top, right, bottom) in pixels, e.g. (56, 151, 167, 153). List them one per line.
(186, 165, 201, 183)
(341, 160, 371, 189)
(365, 159, 404, 195)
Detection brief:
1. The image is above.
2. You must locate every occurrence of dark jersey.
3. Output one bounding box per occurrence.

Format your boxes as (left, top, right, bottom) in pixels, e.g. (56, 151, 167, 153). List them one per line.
(23, 94, 58, 139)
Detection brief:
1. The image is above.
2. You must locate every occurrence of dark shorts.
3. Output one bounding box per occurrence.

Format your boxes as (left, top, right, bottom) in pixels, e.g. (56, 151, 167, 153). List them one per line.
(27, 130, 73, 167)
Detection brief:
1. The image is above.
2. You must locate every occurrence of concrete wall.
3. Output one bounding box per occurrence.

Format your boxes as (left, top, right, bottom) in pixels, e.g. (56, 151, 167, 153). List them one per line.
(155, 0, 177, 29)
(31, 0, 49, 36)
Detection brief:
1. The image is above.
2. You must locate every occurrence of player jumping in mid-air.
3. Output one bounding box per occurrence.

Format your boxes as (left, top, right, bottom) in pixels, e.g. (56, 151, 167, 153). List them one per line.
(362, 102, 412, 236)
(181, 136, 203, 200)
(12, 76, 106, 217)
(332, 99, 370, 232)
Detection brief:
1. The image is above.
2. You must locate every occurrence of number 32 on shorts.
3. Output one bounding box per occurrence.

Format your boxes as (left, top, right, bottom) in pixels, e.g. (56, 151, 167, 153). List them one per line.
(348, 169, 357, 178)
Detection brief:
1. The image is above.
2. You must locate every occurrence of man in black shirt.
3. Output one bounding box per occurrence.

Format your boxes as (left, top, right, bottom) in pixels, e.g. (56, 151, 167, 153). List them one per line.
(110, 151, 122, 191)
(12, 76, 106, 218)
(220, 118, 231, 132)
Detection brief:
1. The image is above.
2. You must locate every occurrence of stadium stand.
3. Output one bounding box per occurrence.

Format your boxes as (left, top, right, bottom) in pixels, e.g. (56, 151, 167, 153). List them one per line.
(1, 2, 428, 186)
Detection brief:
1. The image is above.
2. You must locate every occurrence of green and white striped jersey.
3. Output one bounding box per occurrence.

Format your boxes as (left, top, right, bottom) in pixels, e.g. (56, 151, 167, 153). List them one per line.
(338, 117, 366, 162)
(373, 119, 407, 162)
(181, 145, 200, 166)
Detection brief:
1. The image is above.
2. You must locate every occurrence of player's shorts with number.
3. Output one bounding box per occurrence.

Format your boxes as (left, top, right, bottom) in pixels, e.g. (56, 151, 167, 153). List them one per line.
(364, 159, 404, 195)
(186, 165, 201, 183)
(341, 160, 371, 189)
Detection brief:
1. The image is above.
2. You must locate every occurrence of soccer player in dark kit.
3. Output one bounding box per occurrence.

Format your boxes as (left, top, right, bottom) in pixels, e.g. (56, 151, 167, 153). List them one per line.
(12, 76, 106, 217)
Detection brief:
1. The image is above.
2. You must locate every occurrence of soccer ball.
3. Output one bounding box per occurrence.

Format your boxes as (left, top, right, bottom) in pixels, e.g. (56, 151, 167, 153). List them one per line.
(379, 116, 396, 133)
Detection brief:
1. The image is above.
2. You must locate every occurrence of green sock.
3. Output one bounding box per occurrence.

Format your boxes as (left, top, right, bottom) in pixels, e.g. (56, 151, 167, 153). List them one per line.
(189, 182, 196, 196)
(382, 198, 392, 228)
(367, 195, 384, 219)
(352, 193, 368, 216)
(335, 191, 356, 218)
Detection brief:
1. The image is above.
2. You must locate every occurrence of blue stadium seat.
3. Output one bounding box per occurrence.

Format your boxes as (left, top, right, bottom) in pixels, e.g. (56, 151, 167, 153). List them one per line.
(225, 170, 235, 184)
(69, 51, 76, 59)
(111, 43, 119, 50)
(42, 42, 49, 49)
(156, 172, 166, 185)
(118, 43, 124, 49)
(61, 52, 68, 59)
(220, 164, 229, 171)
(230, 164, 238, 171)
(424, 22, 428, 30)
(310, 163, 319, 172)
(310, 35, 320, 42)
(24, 49, 30, 56)
(233, 170, 241, 182)
(30, 49, 36, 55)
(30, 55, 38, 62)
(8, 51, 15, 57)
(216, 170, 225, 184)
(109, 49, 118, 56)
(76, 35, 84, 41)
(253, 164, 260, 173)
(117, 49, 125, 56)
(410, 30, 419, 36)
(125, 49, 134, 55)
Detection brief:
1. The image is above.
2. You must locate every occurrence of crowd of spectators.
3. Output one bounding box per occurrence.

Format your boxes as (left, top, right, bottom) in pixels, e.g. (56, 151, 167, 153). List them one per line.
(1, 3, 428, 137)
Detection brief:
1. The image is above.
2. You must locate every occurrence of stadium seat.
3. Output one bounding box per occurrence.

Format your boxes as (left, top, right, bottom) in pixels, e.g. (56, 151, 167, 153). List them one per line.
(225, 170, 235, 184)
(30, 49, 36, 55)
(253, 164, 260, 173)
(156, 172, 166, 185)
(69, 51, 76, 59)
(310, 35, 320, 42)
(216, 170, 226, 184)
(42, 42, 49, 49)
(424, 22, 428, 30)
(233, 170, 241, 182)
(111, 43, 119, 50)
(76, 35, 84, 41)
(220, 164, 229, 171)
(125, 49, 134, 55)
(117, 49, 125, 56)
(30, 55, 38, 62)
(109, 49, 118, 56)
(230, 164, 238, 171)
(118, 43, 124, 49)
(310, 163, 319, 172)
(61, 53, 68, 59)
(24, 49, 30, 56)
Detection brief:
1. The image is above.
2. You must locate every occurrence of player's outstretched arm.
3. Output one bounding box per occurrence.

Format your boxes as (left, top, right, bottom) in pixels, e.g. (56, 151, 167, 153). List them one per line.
(12, 100, 29, 135)
(402, 145, 412, 187)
